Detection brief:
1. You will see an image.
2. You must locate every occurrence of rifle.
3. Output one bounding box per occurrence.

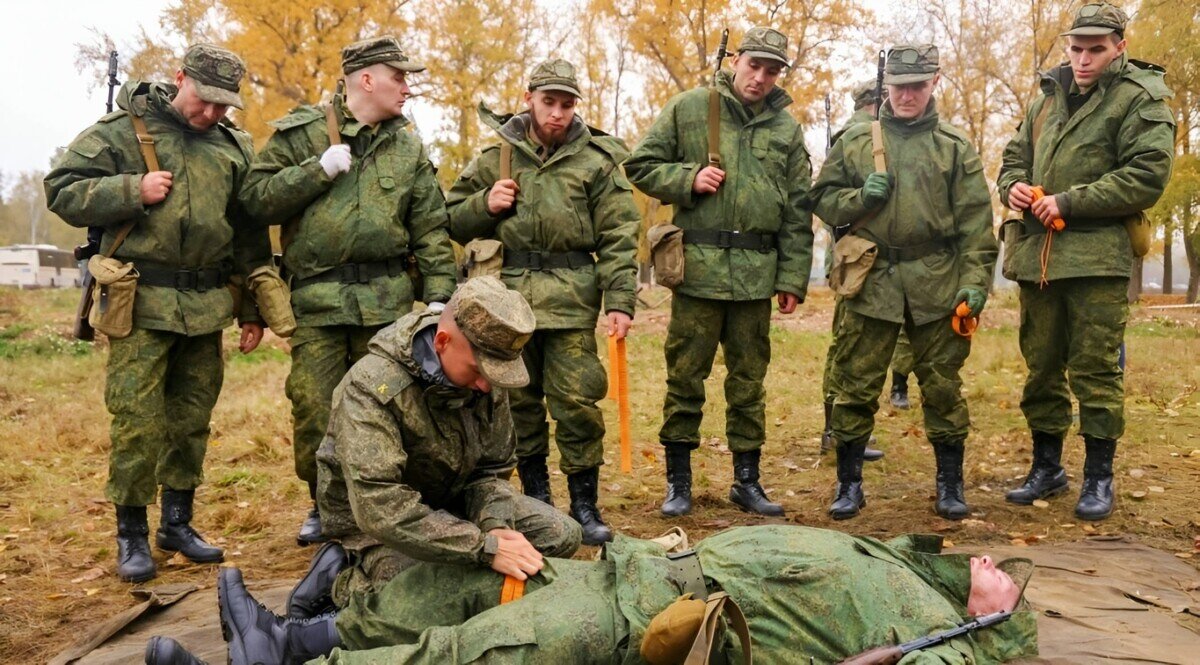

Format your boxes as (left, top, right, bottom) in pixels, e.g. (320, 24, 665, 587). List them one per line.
(838, 611, 1012, 665)
(706, 29, 730, 170)
(72, 50, 120, 341)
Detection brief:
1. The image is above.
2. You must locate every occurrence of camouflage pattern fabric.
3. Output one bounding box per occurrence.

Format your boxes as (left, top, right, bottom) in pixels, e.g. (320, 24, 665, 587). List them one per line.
(829, 308, 970, 447)
(1019, 277, 1129, 440)
(891, 329, 915, 376)
(104, 329, 223, 506)
(45, 81, 268, 334)
(821, 297, 912, 401)
(996, 55, 1174, 283)
(625, 71, 814, 302)
(316, 310, 581, 567)
(181, 43, 246, 108)
(446, 106, 641, 328)
(316, 526, 1038, 664)
(287, 324, 384, 483)
(660, 294, 771, 453)
(240, 96, 457, 327)
(511, 329, 608, 475)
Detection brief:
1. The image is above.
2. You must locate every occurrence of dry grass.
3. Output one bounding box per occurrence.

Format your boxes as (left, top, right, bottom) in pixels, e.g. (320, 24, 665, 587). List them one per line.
(1, 286, 1198, 663)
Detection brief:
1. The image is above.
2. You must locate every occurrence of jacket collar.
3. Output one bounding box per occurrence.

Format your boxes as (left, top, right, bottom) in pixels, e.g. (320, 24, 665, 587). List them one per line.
(881, 96, 940, 136)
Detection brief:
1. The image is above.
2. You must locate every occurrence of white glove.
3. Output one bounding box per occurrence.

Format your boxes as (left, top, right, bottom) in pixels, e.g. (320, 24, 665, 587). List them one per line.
(319, 144, 352, 178)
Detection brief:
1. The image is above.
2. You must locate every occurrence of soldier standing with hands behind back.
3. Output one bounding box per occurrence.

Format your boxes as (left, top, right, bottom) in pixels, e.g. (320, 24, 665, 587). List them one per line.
(45, 45, 270, 583)
(241, 36, 457, 545)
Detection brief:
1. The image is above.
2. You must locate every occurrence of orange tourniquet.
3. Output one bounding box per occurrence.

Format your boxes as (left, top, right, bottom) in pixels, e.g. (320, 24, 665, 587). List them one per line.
(606, 335, 633, 473)
(952, 302, 978, 338)
(500, 575, 526, 604)
(1030, 186, 1065, 288)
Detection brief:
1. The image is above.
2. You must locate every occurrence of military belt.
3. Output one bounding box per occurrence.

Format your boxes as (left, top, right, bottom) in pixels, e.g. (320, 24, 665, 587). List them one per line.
(682, 229, 775, 253)
(133, 260, 232, 292)
(882, 238, 952, 264)
(503, 250, 595, 271)
(665, 549, 709, 601)
(292, 255, 410, 291)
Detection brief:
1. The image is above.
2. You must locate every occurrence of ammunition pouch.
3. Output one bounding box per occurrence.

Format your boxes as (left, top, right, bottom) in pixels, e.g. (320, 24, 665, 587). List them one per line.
(1000, 218, 1024, 281)
(829, 235, 878, 298)
(1125, 211, 1151, 258)
(461, 239, 504, 280)
(647, 224, 685, 289)
(248, 265, 296, 337)
(87, 255, 138, 339)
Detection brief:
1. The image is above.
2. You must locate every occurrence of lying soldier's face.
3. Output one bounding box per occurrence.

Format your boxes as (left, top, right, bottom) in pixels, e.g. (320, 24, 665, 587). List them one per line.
(967, 555, 1020, 616)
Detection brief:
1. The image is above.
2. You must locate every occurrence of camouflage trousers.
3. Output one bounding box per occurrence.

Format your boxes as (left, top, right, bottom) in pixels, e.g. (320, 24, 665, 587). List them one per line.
(830, 308, 971, 446)
(330, 494, 582, 607)
(660, 294, 771, 453)
(512, 329, 607, 475)
(323, 557, 619, 665)
(105, 328, 223, 506)
(287, 325, 385, 483)
(821, 298, 915, 401)
(1019, 277, 1128, 440)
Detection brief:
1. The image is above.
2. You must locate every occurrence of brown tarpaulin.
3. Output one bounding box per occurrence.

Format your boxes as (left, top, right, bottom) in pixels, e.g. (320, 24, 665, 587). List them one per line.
(59, 536, 1199, 664)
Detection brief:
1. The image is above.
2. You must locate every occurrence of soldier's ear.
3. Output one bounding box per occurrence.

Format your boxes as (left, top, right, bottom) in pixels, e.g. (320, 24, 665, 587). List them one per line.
(433, 329, 452, 355)
(1114, 37, 1127, 55)
(174, 70, 186, 88)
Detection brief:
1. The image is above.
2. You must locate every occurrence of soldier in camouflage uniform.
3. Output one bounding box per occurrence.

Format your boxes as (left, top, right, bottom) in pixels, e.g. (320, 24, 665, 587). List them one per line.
(819, 79, 887, 460)
(446, 59, 641, 545)
(45, 45, 270, 583)
(208, 525, 1037, 665)
(625, 27, 814, 518)
(240, 36, 457, 545)
(813, 45, 997, 522)
(997, 3, 1175, 521)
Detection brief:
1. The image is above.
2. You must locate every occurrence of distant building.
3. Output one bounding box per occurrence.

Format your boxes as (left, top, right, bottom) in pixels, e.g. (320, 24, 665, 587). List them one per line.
(0, 245, 81, 288)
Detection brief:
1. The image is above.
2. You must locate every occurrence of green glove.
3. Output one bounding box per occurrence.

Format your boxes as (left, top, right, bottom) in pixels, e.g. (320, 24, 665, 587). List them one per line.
(954, 287, 988, 315)
(861, 172, 893, 210)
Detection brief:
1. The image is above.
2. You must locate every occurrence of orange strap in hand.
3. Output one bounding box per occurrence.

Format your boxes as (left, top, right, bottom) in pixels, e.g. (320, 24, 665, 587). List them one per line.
(607, 335, 633, 473)
(1030, 186, 1065, 289)
(500, 575, 526, 604)
(952, 302, 978, 338)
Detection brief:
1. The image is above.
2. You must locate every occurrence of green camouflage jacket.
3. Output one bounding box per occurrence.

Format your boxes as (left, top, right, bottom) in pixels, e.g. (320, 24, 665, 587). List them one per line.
(813, 99, 997, 326)
(240, 98, 457, 327)
(45, 81, 267, 335)
(315, 310, 518, 566)
(997, 55, 1175, 282)
(612, 526, 1038, 664)
(624, 72, 814, 301)
(446, 106, 640, 329)
(831, 108, 876, 148)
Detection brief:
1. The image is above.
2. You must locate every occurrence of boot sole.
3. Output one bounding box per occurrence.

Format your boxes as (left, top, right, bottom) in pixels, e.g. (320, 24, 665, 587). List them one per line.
(1005, 482, 1070, 506)
(156, 543, 224, 564)
(118, 569, 157, 584)
(829, 498, 866, 521)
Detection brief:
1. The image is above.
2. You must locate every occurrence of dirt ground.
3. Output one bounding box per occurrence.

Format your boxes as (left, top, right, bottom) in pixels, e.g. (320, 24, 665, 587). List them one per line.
(1, 286, 1198, 663)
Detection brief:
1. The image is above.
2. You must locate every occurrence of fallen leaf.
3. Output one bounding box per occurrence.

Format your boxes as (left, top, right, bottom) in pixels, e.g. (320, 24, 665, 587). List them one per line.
(70, 567, 106, 584)
(1010, 538, 1028, 547)
(1082, 524, 1096, 533)
(942, 538, 955, 548)
(46, 593, 70, 600)
(785, 490, 796, 497)
(1147, 486, 1165, 493)
(1129, 491, 1147, 499)
(1188, 449, 1200, 458)
(1128, 468, 1145, 479)
(85, 588, 102, 596)
(236, 501, 250, 509)
(1032, 500, 1050, 509)
(781, 459, 799, 471)
(1175, 552, 1194, 559)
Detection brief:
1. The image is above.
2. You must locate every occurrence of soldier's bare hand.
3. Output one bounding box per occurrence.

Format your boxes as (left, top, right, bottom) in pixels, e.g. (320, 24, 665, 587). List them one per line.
(239, 322, 264, 354)
(776, 291, 800, 314)
(140, 171, 173, 205)
(606, 311, 632, 340)
(488, 528, 543, 580)
(487, 179, 520, 215)
(1031, 194, 1062, 227)
(692, 166, 725, 194)
(1008, 182, 1034, 211)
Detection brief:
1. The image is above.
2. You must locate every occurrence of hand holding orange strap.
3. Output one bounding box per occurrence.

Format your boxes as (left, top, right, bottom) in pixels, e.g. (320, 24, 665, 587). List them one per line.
(1029, 186, 1065, 232)
(1030, 186, 1063, 288)
(952, 302, 978, 338)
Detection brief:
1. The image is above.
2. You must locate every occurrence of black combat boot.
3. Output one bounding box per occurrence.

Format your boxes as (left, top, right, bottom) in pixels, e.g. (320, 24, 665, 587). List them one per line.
(1076, 437, 1117, 521)
(729, 450, 785, 516)
(932, 440, 970, 520)
(889, 372, 911, 409)
(1006, 431, 1069, 505)
(116, 505, 157, 583)
(297, 481, 327, 547)
(661, 444, 693, 517)
(156, 489, 224, 563)
(144, 636, 207, 665)
(828, 442, 866, 520)
(823, 404, 884, 462)
(517, 455, 554, 506)
(287, 541, 347, 619)
(219, 567, 341, 665)
(567, 467, 612, 545)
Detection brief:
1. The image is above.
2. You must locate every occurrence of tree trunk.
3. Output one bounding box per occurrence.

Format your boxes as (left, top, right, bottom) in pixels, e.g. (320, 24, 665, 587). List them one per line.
(1163, 219, 1174, 294)
(1186, 201, 1199, 303)
(1128, 257, 1143, 303)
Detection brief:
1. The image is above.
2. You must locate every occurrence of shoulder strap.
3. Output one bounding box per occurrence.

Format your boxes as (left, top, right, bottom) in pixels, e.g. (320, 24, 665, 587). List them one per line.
(104, 115, 161, 258)
(870, 120, 887, 173)
(707, 87, 722, 168)
(684, 592, 753, 665)
(324, 104, 342, 146)
(499, 141, 512, 181)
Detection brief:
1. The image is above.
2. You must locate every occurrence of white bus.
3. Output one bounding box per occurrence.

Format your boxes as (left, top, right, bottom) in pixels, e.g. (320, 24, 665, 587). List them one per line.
(0, 244, 82, 288)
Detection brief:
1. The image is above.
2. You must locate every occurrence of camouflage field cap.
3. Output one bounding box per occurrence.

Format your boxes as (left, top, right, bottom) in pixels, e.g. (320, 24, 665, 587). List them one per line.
(639, 594, 707, 665)
(851, 78, 879, 110)
(342, 36, 426, 75)
(448, 276, 536, 389)
(884, 44, 939, 84)
(1061, 2, 1128, 37)
(182, 44, 246, 109)
(528, 58, 582, 98)
(738, 27, 790, 67)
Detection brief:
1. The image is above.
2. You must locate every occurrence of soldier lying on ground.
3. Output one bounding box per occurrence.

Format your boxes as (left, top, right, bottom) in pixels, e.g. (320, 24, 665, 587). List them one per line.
(145, 525, 1037, 664)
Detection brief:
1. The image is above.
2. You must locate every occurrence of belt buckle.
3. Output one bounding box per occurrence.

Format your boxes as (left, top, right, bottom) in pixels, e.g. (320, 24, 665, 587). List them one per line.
(527, 252, 543, 271)
(195, 269, 210, 293)
(173, 270, 196, 291)
(717, 230, 735, 249)
(340, 264, 361, 284)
